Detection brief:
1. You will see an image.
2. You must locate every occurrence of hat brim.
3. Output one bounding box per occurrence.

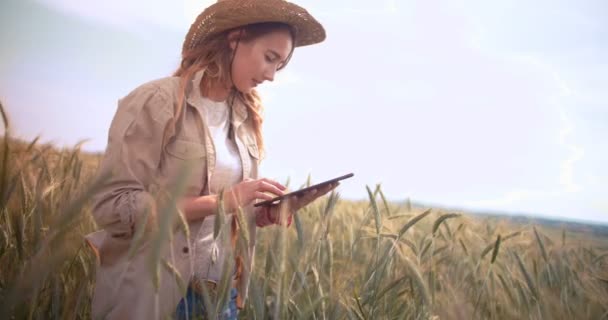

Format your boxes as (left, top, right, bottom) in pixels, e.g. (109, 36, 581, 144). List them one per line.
(183, 0, 326, 53)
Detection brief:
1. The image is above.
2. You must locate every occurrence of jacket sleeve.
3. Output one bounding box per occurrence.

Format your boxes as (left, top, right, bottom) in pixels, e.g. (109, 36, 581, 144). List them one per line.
(91, 83, 173, 238)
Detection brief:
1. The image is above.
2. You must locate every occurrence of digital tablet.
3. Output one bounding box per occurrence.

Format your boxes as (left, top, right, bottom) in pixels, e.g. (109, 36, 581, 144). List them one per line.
(253, 173, 354, 207)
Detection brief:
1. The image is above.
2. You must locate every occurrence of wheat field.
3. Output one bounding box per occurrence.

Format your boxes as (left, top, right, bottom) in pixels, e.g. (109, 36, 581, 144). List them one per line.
(1, 103, 607, 319)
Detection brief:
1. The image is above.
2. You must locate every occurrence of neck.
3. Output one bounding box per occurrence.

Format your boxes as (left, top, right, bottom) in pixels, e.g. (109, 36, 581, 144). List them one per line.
(201, 77, 231, 102)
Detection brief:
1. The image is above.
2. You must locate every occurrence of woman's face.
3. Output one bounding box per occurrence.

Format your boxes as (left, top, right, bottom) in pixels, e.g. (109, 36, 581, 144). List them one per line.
(229, 29, 293, 93)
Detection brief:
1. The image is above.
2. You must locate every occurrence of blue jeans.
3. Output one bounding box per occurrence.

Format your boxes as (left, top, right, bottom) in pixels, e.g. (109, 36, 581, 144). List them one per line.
(174, 286, 238, 320)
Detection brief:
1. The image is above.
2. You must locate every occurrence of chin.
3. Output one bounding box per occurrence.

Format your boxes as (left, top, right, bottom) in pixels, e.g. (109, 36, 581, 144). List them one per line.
(241, 87, 256, 94)
(235, 84, 255, 94)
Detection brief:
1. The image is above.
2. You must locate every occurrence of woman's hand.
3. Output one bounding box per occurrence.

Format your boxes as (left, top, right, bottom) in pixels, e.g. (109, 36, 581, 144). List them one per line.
(223, 178, 287, 212)
(255, 182, 339, 227)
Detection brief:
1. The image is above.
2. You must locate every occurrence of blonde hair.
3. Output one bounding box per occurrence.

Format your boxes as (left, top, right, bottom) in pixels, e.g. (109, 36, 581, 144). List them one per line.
(165, 22, 296, 159)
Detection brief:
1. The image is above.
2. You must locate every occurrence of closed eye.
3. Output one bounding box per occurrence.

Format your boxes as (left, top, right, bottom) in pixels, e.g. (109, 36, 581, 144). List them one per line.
(266, 50, 288, 70)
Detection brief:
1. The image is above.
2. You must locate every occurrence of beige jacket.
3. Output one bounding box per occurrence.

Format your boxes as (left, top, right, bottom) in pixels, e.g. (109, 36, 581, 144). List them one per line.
(85, 69, 261, 319)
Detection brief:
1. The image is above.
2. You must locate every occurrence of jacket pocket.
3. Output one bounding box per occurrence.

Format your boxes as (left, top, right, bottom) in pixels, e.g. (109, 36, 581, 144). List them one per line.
(247, 143, 259, 160)
(162, 139, 207, 196)
(166, 139, 206, 160)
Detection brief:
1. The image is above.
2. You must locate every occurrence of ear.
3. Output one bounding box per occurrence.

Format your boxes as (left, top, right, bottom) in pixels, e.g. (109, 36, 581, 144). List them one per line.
(227, 29, 245, 50)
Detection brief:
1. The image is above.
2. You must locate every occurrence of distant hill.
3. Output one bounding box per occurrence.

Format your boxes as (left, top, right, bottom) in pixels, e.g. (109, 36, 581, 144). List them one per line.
(399, 200, 608, 238)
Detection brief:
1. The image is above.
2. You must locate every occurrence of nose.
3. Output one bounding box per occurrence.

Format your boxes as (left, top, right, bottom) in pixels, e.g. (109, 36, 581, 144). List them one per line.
(263, 68, 276, 82)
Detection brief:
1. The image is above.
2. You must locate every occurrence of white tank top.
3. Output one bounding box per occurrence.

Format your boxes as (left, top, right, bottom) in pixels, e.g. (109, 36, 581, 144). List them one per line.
(202, 97, 243, 193)
(193, 97, 243, 282)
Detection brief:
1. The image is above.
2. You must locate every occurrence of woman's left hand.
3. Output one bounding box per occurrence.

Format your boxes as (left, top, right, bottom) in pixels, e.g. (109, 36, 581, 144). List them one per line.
(255, 182, 339, 227)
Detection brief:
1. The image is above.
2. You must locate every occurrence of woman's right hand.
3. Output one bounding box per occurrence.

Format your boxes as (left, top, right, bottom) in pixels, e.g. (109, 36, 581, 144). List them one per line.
(223, 178, 287, 212)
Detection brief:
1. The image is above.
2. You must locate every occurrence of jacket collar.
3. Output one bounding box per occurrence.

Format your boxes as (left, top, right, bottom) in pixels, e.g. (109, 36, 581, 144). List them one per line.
(186, 68, 248, 128)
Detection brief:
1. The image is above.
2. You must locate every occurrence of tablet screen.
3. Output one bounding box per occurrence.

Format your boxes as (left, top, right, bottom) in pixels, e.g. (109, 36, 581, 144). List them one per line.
(253, 173, 354, 207)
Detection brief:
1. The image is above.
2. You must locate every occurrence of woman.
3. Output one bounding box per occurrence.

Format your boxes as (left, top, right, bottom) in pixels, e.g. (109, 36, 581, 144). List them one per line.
(84, 0, 334, 319)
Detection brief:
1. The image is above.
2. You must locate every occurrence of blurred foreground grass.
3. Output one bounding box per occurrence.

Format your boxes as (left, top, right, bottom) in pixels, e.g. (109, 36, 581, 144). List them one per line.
(0, 103, 607, 319)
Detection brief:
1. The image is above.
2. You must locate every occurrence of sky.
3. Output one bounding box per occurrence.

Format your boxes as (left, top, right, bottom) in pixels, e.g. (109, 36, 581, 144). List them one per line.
(1, 0, 607, 224)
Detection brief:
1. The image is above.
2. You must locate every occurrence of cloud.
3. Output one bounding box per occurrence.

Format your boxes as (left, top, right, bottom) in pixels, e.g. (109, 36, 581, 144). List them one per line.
(183, 0, 215, 25)
(558, 108, 584, 193)
(36, 0, 190, 32)
(463, 54, 585, 210)
(521, 55, 585, 194)
(256, 69, 301, 105)
(269, 69, 301, 87)
(386, 0, 398, 13)
(466, 189, 557, 208)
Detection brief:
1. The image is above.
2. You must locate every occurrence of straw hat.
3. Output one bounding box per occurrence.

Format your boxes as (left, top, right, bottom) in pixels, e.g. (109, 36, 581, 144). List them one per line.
(183, 0, 326, 53)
